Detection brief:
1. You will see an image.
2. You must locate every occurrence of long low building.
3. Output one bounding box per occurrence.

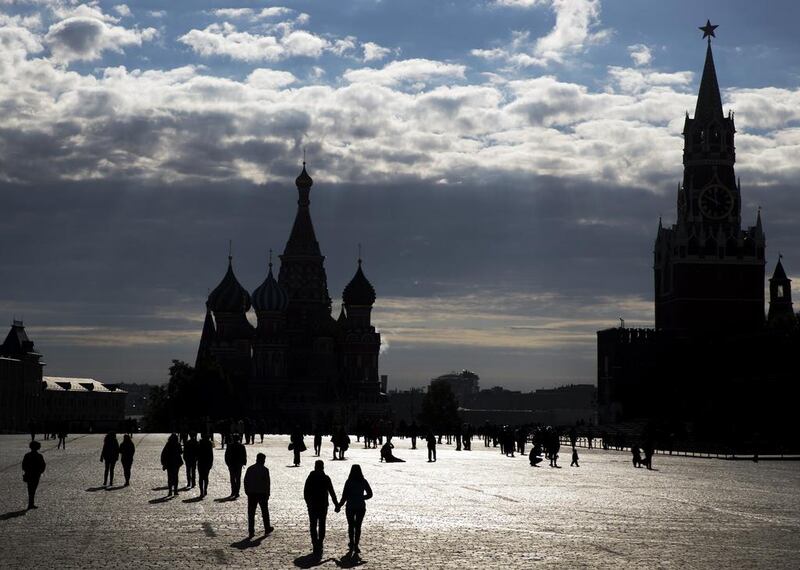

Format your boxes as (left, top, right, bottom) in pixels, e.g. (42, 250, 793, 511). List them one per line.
(0, 320, 127, 433)
(41, 377, 126, 432)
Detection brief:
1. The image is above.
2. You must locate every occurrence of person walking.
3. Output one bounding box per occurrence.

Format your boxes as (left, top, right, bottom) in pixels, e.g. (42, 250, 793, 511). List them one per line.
(22, 440, 46, 510)
(197, 432, 214, 498)
(101, 432, 120, 486)
(244, 453, 274, 538)
(183, 433, 198, 489)
(57, 423, 68, 450)
(290, 427, 306, 467)
(225, 434, 247, 498)
(303, 460, 339, 558)
(314, 430, 322, 457)
(570, 447, 579, 467)
(335, 465, 373, 555)
(160, 434, 184, 497)
(426, 430, 437, 462)
(119, 434, 136, 486)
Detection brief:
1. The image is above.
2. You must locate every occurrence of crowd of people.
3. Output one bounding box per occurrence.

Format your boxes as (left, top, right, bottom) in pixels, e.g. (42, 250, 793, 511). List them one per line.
(19, 422, 659, 561)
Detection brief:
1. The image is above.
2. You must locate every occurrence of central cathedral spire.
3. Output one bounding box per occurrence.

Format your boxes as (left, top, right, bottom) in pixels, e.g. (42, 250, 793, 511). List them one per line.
(283, 162, 321, 256)
(278, 162, 332, 323)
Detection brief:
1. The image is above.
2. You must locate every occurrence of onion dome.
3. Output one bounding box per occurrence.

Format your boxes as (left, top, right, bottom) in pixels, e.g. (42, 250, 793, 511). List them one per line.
(253, 262, 289, 312)
(208, 257, 251, 313)
(343, 259, 376, 306)
(295, 162, 313, 188)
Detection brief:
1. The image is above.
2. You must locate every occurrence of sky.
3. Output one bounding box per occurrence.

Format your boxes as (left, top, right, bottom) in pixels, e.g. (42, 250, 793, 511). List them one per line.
(0, 0, 798, 390)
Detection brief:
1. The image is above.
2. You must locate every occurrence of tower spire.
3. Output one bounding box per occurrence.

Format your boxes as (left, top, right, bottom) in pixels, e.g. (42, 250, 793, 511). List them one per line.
(695, 21, 723, 121)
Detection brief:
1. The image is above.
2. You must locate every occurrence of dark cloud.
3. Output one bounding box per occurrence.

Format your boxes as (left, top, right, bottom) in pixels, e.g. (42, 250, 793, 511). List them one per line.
(2, 172, 795, 388)
(45, 17, 105, 58)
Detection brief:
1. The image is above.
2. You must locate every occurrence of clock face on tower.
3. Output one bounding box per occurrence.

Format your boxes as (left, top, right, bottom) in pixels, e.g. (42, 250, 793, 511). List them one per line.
(699, 184, 733, 219)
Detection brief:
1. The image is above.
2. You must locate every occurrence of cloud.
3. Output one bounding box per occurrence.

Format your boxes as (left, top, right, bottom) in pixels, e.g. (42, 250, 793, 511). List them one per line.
(113, 4, 131, 18)
(179, 22, 329, 62)
(181, 13, 385, 63)
(343, 58, 467, 86)
(628, 43, 652, 66)
(246, 68, 297, 89)
(363, 41, 391, 62)
(44, 4, 157, 62)
(476, 0, 610, 67)
(212, 7, 293, 21)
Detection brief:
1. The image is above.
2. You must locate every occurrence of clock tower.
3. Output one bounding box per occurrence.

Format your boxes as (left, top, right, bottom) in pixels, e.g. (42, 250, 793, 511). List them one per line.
(654, 22, 766, 333)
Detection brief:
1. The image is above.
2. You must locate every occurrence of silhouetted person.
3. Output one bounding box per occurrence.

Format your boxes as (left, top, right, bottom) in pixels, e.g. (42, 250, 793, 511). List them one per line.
(57, 424, 68, 449)
(632, 446, 642, 468)
(410, 421, 418, 449)
(101, 432, 120, 486)
(570, 447, 579, 467)
(314, 430, 322, 457)
(290, 427, 306, 467)
(161, 434, 183, 496)
(335, 429, 351, 460)
(304, 460, 338, 557)
(120, 434, 135, 486)
(22, 440, 46, 509)
(225, 435, 247, 498)
(335, 465, 373, 555)
(197, 433, 214, 498)
(28, 419, 36, 442)
(426, 430, 437, 462)
(244, 452, 273, 538)
(258, 419, 266, 443)
(643, 444, 654, 470)
(184, 433, 198, 488)
(380, 439, 405, 463)
(529, 444, 543, 467)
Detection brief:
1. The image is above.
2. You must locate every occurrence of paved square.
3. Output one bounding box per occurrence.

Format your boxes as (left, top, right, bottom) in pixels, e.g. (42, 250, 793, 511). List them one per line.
(0, 434, 798, 568)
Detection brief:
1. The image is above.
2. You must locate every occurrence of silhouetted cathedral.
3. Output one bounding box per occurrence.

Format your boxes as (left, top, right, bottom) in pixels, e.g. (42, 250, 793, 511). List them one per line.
(598, 24, 798, 449)
(195, 164, 387, 429)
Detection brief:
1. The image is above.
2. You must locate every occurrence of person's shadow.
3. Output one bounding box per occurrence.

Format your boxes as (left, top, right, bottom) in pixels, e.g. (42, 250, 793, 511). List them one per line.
(148, 495, 175, 504)
(105, 485, 125, 491)
(182, 495, 204, 504)
(213, 496, 237, 503)
(85, 486, 107, 492)
(335, 552, 364, 568)
(230, 535, 265, 550)
(0, 509, 27, 521)
(293, 553, 334, 568)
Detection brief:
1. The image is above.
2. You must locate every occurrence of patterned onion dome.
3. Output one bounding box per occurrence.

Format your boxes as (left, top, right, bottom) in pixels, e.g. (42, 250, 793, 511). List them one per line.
(208, 258, 251, 313)
(252, 265, 289, 312)
(343, 259, 376, 306)
(295, 162, 313, 187)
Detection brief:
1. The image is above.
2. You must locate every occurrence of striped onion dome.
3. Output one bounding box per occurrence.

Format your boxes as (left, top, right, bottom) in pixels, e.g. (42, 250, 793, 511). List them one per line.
(342, 259, 376, 306)
(207, 257, 251, 313)
(252, 264, 289, 312)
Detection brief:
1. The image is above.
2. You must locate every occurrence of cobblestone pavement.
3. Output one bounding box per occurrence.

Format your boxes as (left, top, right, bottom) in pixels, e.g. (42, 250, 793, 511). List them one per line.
(0, 434, 798, 569)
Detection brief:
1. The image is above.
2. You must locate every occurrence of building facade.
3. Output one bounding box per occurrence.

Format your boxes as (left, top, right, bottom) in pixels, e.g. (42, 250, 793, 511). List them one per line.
(195, 164, 388, 429)
(597, 27, 799, 446)
(0, 320, 126, 433)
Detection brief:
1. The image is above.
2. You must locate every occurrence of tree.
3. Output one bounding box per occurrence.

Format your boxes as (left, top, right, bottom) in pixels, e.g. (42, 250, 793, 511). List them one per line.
(142, 360, 205, 431)
(419, 380, 461, 433)
(142, 384, 170, 432)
